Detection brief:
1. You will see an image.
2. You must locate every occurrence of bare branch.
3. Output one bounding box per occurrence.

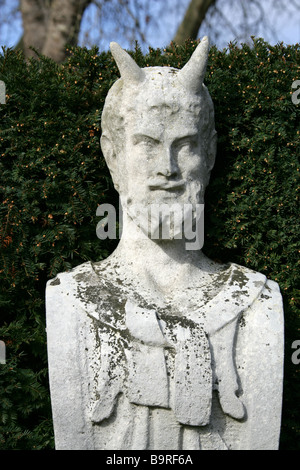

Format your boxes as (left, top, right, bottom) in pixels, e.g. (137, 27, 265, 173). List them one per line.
(173, 0, 216, 45)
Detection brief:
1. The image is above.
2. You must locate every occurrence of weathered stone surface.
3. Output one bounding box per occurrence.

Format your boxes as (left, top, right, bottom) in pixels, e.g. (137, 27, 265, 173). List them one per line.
(46, 38, 284, 450)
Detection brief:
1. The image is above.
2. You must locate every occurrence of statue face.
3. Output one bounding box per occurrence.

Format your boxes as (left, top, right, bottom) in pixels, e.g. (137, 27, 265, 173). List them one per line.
(101, 39, 216, 241)
(124, 102, 206, 207)
(121, 93, 208, 240)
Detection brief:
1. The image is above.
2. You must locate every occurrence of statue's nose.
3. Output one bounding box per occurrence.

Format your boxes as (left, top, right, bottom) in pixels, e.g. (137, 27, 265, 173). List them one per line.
(157, 147, 178, 179)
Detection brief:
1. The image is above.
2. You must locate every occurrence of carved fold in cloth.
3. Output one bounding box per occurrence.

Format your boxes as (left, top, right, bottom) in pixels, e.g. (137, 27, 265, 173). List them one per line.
(174, 327, 212, 426)
(86, 261, 267, 435)
(125, 299, 212, 426)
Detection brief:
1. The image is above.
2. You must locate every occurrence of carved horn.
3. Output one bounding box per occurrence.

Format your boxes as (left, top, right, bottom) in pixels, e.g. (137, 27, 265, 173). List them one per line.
(177, 36, 210, 93)
(110, 42, 145, 83)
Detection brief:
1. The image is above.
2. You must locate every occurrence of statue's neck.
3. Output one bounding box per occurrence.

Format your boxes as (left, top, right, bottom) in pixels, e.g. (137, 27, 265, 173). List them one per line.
(117, 211, 202, 267)
(105, 211, 226, 303)
(112, 211, 215, 300)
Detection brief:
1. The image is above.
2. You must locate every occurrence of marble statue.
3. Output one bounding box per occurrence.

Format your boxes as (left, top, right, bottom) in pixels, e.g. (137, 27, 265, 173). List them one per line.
(46, 38, 284, 450)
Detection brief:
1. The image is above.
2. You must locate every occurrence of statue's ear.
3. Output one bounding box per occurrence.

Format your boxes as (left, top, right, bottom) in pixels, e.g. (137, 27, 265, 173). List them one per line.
(101, 134, 114, 161)
(100, 135, 120, 190)
(206, 130, 217, 172)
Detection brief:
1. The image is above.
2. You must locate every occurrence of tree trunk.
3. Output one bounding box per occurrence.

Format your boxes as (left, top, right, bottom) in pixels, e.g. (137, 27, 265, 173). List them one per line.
(173, 0, 216, 45)
(20, 0, 91, 62)
(42, 0, 90, 63)
(20, 0, 48, 57)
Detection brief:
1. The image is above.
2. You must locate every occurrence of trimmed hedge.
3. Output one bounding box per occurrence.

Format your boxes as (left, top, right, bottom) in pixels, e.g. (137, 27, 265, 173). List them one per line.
(0, 38, 299, 449)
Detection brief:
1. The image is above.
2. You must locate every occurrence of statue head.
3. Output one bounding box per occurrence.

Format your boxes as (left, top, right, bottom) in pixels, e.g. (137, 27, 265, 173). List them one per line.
(101, 38, 217, 240)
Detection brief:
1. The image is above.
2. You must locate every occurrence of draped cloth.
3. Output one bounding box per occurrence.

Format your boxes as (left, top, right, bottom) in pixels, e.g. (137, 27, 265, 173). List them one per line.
(124, 300, 212, 426)
(87, 262, 267, 450)
(46, 260, 284, 450)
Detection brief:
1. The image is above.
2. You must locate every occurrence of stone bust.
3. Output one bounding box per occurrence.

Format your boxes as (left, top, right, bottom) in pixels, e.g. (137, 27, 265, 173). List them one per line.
(46, 38, 284, 450)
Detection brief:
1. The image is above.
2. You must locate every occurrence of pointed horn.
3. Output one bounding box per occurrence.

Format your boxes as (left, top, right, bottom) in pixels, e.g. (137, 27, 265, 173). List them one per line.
(110, 42, 145, 83)
(178, 36, 210, 93)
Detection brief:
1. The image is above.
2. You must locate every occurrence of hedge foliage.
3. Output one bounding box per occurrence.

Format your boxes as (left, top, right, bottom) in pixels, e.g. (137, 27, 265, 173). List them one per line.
(0, 38, 299, 449)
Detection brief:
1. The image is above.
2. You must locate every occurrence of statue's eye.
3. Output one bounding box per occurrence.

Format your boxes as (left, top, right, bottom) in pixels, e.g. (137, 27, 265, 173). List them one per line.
(133, 135, 159, 148)
(178, 140, 190, 149)
(142, 137, 157, 147)
(176, 137, 197, 151)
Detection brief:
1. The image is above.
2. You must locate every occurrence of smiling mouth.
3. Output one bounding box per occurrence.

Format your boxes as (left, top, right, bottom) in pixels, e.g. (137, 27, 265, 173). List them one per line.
(148, 180, 185, 191)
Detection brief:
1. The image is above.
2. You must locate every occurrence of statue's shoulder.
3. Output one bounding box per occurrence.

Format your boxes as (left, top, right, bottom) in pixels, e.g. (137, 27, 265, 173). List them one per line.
(45, 262, 96, 322)
(230, 263, 281, 295)
(227, 262, 283, 329)
(46, 259, 114, 295)
(47, 261, 94, 288)
(46, 259, 128, 330)
(203, 261, 282, 335)
(46, 261, 104, 319)
(250, 274, 283, 324)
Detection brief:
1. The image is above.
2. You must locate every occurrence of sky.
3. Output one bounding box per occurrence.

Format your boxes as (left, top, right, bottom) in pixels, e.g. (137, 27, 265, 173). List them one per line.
(0, 0, 299, 53)
(79, 0, 300, 52)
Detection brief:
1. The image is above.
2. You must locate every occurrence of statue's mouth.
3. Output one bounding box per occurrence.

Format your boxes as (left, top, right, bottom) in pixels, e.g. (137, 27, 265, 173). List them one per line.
(148, 180, 185, 191)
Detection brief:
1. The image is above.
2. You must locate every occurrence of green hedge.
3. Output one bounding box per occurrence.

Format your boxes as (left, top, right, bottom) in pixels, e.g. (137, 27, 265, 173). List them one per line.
(0, 38, 299, 449)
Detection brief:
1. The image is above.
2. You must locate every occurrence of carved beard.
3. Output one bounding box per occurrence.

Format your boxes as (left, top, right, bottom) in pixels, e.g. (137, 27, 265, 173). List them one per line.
(124, 180, 205, 242)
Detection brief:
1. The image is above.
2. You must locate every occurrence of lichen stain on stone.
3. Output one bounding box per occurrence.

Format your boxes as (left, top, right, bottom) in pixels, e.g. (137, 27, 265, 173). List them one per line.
(254, 280, 265, 288)
(239, 314, 246, 328)
(50, 277, 61, 286)
(231, 289, 249, 299)
(260, 293, 271, 300)
(75, 273, 130, 329)
(229, 269, 249, 289)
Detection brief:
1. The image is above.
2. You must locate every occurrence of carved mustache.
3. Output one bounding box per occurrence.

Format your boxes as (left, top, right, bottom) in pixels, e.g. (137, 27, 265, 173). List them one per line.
(148, 180, 185, 190)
